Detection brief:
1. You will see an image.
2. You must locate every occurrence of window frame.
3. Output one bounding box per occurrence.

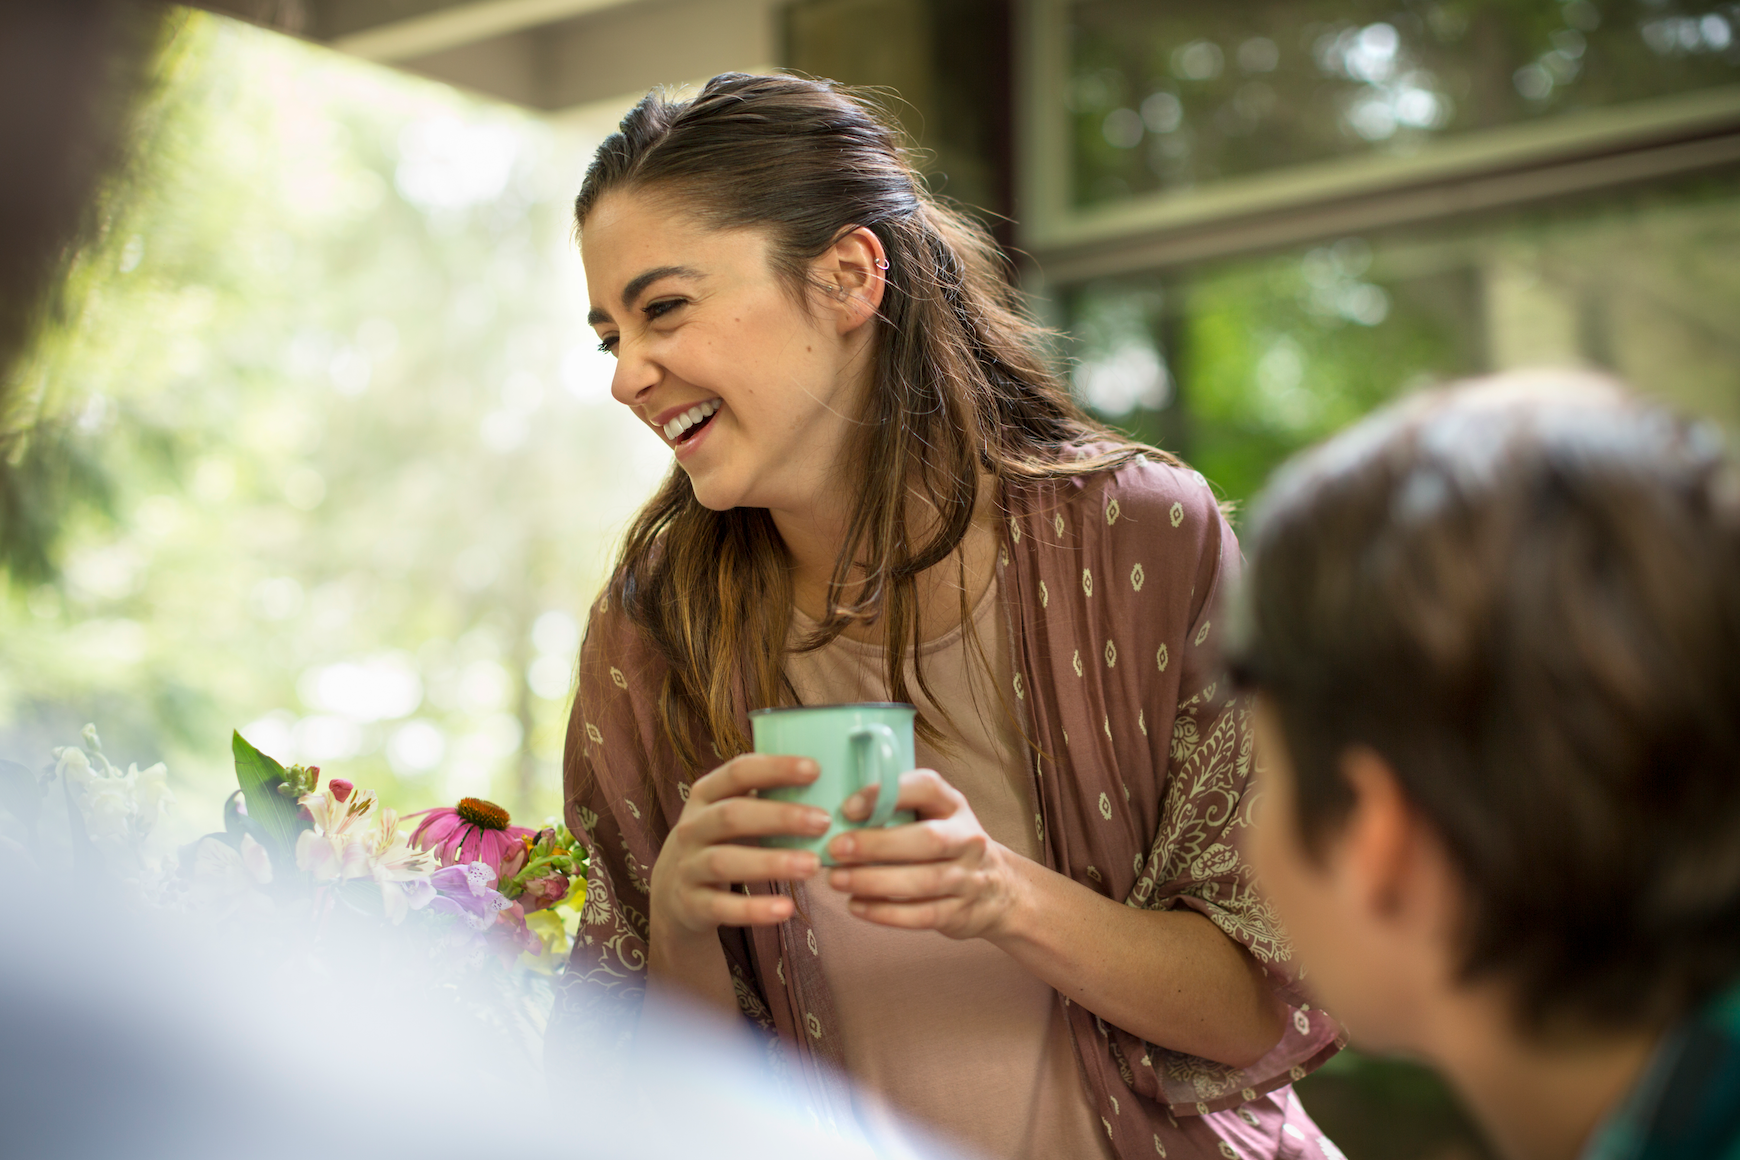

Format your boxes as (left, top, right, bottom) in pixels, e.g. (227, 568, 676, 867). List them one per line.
(1015, 0, 1740, 284)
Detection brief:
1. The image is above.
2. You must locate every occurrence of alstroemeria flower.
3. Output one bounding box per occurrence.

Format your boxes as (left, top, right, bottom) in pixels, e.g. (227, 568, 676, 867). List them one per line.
(300, 785, 380, 843)
(295, 782, 438, 923)
(187, 834, 274, 921)
(407, 798, 534, 877)
(56, 735, 175, 843)
(363, 805, 436, 879)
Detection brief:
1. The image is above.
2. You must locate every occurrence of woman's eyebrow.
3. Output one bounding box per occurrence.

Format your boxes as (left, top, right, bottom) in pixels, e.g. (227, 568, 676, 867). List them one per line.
(586, 265, 701, 326)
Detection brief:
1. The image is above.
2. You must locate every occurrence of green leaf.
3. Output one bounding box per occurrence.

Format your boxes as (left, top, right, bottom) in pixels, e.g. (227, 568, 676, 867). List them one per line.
(222, 788, 271, 849)
(230, 730, 308, 864)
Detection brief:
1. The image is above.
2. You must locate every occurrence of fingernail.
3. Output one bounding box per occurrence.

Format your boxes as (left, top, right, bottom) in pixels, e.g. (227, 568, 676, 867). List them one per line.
(848, 900, 868, 916)
(832, 834, 856, 858)
(792, 854, 819, 875)
(807, 809, 831, 832)
(796, 759, 820, 777)
(829, 869, 850, 890)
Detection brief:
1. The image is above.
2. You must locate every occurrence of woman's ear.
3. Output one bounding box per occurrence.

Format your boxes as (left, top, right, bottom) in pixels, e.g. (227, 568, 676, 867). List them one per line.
(816, 225, 888, 334)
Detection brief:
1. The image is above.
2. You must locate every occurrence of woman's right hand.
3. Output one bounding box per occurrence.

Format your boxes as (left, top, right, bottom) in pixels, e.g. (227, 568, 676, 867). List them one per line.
(649, 753, 831, 939)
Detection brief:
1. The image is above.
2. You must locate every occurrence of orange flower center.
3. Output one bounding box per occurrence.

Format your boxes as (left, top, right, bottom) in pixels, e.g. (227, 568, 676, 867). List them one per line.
(455, 797, 511, 830)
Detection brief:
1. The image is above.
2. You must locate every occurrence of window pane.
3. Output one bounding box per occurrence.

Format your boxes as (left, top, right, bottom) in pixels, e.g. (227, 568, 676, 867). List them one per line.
(1069, 0, 1740, 208)
(1062, 168, 1740, 508)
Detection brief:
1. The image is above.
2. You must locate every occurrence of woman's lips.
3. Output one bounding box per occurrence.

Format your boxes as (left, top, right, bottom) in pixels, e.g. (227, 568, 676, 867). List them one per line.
(655, 398, 722, 442)
(672, 403, 719, 461)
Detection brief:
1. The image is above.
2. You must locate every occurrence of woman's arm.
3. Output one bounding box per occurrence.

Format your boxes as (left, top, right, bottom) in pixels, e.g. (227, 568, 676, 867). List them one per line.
(994, 849, 1286, 1068)
(826, 771, 1287, 1068)
(642, 754, 830, 1026)
(645, 916, 741, 1019)
(558, 599, 821, 1050)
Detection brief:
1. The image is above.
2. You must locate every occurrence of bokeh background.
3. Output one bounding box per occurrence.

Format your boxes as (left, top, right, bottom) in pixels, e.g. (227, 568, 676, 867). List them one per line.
(3, 3, 1737, 1157)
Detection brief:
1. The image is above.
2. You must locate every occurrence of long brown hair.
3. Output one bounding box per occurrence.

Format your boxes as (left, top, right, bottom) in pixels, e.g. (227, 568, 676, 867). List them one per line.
(577, 73, 1167, 771)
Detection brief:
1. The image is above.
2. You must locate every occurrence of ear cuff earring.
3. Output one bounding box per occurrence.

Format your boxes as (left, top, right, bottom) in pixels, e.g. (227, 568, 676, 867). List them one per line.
(875, 258, 890, 270)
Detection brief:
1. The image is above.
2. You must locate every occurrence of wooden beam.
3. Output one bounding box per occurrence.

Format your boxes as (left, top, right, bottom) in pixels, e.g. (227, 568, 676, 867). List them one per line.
(331, 0, 642, 62)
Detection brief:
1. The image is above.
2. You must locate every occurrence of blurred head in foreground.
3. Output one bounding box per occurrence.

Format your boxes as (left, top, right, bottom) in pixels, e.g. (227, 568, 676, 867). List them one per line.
(1230, 370, 1740, 1160)
(0, 892, 958, 1160)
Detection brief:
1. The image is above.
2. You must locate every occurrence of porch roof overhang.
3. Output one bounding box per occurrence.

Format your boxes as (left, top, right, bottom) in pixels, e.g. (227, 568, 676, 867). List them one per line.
(195, 0, 782, 113)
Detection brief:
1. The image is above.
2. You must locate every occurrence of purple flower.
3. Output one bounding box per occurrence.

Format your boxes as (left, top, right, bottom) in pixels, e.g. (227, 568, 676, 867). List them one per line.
(427, 860, 514, 931)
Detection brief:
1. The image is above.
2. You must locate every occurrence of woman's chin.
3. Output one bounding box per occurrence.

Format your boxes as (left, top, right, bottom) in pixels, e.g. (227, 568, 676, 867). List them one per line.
(682, 470, 743, 512)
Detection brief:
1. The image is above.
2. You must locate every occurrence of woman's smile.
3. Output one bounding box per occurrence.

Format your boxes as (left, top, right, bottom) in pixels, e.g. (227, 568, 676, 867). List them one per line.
(648, 396, 724, 459)
(654, 398, 721, 444)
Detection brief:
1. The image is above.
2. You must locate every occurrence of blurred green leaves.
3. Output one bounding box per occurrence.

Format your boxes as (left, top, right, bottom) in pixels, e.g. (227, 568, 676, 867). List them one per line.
(0, 12, 667, 839)
(0, 4, 183, 584)
(1064, 174, 1740, 517)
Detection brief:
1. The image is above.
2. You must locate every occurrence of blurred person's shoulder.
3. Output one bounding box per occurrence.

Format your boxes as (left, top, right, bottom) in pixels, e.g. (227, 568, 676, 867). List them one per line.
(1584, 979, 1740, 1160)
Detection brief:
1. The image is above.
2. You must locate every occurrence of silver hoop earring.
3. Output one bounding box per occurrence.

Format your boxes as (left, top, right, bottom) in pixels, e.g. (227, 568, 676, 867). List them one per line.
(875, 258, 890, 270)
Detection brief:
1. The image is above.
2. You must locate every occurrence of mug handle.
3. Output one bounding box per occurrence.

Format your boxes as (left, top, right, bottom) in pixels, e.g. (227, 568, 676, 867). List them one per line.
(849, 723, 903, 829)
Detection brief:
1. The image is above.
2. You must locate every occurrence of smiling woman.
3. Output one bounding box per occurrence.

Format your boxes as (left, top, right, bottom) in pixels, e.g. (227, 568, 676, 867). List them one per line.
(551, 73, 1343, 1160)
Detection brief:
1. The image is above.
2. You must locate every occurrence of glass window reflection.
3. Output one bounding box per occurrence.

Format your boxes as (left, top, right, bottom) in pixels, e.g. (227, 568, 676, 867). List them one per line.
(1061, 168, 1740, 507)
(1069, 0, 1740, 207)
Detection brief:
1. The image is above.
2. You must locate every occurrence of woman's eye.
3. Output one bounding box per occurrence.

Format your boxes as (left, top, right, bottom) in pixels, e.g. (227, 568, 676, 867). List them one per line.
(644, 298, 683, 321)
(596, 335, 618, 356)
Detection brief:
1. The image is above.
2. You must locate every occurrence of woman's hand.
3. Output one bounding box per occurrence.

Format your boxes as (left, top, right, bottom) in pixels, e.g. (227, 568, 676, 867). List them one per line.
(644, 754, 830, 1021)
(649, 754, 832, 939)
(826, 768, 1285, 1065)
(824, 768, 1027, 941)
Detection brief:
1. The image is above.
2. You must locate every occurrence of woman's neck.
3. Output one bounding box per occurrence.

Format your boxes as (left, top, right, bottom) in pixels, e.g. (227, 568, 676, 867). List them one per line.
(770, 478, 1001, 645)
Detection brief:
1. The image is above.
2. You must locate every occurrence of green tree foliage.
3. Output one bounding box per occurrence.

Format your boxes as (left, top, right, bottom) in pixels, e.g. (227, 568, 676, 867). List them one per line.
(0, 13, 668, 836)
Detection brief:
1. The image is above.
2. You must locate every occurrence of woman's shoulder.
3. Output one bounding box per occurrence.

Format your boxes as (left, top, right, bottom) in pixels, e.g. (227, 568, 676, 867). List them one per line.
(1013, 442, 1224, 536)
(1102, 446, 1218, 517)
(576, 575, 667, 694)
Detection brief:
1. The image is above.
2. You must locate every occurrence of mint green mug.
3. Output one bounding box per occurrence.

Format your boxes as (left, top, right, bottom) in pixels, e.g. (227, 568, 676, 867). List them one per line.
(751, 702, 919, 866)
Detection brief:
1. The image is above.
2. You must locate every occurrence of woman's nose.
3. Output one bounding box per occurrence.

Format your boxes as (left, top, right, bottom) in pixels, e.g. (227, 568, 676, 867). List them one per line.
(610, 344, 659, 407)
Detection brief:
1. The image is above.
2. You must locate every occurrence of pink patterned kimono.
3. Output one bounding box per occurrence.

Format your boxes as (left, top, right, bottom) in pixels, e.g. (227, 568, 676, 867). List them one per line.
(551, 452, 1344, 1159)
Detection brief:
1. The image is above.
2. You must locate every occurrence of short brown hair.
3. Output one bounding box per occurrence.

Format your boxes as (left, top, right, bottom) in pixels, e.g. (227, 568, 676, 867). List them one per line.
(1229, 370, 1740, 1033)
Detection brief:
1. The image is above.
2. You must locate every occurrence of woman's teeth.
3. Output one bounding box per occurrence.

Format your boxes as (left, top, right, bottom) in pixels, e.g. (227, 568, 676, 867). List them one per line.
(663, 399, 720, 442)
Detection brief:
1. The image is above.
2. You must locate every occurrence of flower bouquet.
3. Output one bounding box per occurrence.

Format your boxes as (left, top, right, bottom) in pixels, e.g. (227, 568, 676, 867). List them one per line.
(0, 725, 586, 979)
(197, 730, 588, 969)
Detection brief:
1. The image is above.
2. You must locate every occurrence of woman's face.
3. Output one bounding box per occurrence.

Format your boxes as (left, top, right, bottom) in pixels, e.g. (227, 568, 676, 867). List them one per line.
(582, 191, 874, 516)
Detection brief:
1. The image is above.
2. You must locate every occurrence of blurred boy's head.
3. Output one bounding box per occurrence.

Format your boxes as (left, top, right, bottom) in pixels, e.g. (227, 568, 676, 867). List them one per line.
(1231, 371, 1740, 1051)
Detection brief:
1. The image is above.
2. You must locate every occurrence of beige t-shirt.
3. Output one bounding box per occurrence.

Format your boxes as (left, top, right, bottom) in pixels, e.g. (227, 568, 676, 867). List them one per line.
(785, 580, 1115, 1160)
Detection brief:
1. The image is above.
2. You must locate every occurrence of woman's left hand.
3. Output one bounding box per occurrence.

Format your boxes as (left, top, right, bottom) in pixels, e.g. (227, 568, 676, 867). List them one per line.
(831, 769, 1288, 1065)
(825, 768, 1027, 940)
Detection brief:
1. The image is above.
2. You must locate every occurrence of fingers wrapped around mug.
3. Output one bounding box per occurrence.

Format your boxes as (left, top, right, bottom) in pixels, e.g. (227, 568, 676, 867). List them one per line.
(825, 768, 1020, 940)
(652, 753, 830, 933)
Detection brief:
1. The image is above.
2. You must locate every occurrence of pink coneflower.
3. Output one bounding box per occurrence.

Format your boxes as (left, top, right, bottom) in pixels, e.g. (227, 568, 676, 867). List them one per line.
(407, 797, 534, 877)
